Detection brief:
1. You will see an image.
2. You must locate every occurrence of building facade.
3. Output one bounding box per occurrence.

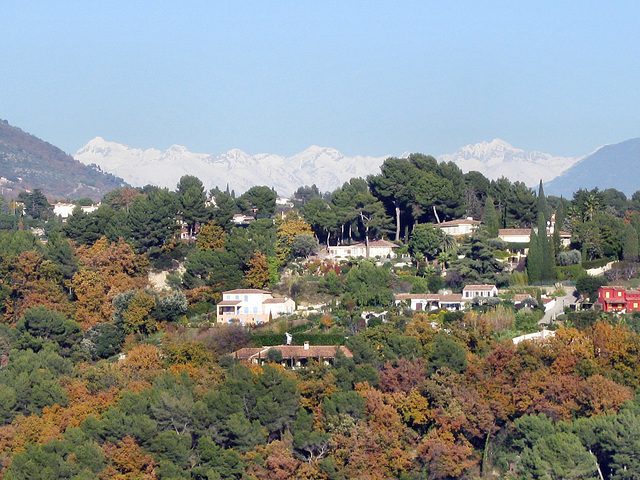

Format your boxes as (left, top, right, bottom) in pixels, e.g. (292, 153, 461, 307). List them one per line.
(598, 286, 640, 312)
(217, 289, 295, 325)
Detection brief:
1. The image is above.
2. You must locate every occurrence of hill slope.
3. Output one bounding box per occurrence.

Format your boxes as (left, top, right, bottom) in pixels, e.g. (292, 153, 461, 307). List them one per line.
(545, 138, 640, 197)
(0, 120, 125, 199)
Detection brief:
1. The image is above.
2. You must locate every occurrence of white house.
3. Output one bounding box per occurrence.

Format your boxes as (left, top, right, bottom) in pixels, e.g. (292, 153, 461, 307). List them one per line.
(52, 202, 101, 220)
(217, 289, 295, 325)
(231, 213, 255, 225)
(327, 239, 399, 259)
(462, 284, 498, 299)
(395, 293, 467, 311)
(436, 218, 480, 237)
(499, 228, 571, 247)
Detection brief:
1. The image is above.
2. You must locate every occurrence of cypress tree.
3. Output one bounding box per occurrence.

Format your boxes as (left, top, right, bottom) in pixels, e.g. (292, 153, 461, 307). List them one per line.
(483, 196, 500, 238)
(538, 212, 556, 282)
(537, 180, 551, 224)
(528, 228, 542, 284)
(623, 223, 639, 262)
(553, 199, 566, 254)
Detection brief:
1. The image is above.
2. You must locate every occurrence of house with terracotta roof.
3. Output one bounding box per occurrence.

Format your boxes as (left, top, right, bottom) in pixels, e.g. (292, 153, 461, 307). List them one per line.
(462, 284, 498, 300)
(435, 218, 481, 237)
(327, 239, 399, 259)
(499, 228, 571, 247)
(231, 342, 353, 368)
(216, 289, 295, 325)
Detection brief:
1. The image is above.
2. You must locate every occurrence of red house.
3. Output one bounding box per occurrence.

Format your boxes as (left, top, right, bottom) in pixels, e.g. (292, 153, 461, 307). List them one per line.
(597, 286, 640, 312)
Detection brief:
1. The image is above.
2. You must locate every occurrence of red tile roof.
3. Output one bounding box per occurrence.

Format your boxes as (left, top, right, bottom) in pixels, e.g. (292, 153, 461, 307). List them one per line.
(463, 284, 497, 291)
(224, 289, 270, 294)
(232, 345, 353, 360)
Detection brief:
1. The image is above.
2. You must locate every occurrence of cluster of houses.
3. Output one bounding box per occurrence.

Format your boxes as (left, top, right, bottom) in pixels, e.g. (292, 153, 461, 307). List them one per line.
(217, 284, 512, 327)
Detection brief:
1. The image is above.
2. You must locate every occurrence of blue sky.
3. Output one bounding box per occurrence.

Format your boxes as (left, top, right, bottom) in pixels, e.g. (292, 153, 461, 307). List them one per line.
(2, 1, 639, 158)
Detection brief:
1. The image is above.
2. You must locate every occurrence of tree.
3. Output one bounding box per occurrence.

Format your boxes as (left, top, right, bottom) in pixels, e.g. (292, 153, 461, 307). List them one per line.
(197, 221, 226, 251)
(16, 306, 82, 352)
(238, 186, 276, 219)
(483, 196, 500, 238)
(409, 223, 446, 261)
(275, 212, 314, 264)
(18, 189, 53, 220)
(368, 157, 414, 241)
(291, 233, 319, 258)
(245, 250, 271, 289)
(300, 197, 337, 246)
(127, 188, 178, 253)
(343, 260, 393, 307)
(623, 223, 639, 262)
(177, 175, 209, 240)
(211, 190, 238, 229)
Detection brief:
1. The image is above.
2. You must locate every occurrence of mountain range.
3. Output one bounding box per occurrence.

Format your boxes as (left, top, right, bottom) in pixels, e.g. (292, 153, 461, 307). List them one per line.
(545, 138, 640, 197)
(74, 138, 583, 197)
(74, 138, 389, 197)
(0, 120, 124, 199)
(2, 117, 639, 199)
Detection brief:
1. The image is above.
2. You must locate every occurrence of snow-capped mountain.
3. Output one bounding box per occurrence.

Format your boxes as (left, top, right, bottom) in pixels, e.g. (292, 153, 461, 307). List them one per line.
(438, 139, 582, 185)
(74, 138, 388, 196)
(74, 137, 583, 196)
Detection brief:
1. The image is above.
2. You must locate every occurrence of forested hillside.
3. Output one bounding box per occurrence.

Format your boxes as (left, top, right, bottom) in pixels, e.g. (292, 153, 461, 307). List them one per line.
(0, 158, 640, 479)
(0, 120, 124, 200)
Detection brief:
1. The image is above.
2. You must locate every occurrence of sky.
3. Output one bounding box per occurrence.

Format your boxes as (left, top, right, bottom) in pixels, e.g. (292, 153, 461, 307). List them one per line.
(2, 1, 639, 158)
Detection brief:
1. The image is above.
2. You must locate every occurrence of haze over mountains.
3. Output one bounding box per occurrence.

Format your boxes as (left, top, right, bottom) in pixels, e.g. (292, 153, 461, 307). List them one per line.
(74, 137, 583, 197)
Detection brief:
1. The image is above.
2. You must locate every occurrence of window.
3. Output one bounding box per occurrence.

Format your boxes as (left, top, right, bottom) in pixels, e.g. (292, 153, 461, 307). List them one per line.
(606, 292, 610, 298)
(634, 303, 638, 308)
(235, 295, 239, 300)
(618, 291, 622, 297)
(244, 295, 248, 302)
(244, 307, 248, 314)
(253, 306, 258, 314)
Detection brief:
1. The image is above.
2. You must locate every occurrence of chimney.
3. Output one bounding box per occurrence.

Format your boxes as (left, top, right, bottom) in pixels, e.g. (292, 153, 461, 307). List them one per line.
(304, 341, 309, 350)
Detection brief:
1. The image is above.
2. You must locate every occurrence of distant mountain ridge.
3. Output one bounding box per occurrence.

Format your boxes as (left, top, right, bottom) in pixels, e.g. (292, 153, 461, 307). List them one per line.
(75, 138, 390, 197)
(0, 120, 124, 200)
(75, 137, 581, 196)
(438, 139, 582, 185)
(545, 138, 640, 197)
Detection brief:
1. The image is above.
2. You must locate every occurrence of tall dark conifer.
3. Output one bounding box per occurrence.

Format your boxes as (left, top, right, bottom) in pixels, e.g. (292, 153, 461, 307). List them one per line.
(483, 196, 500, 238)
(527, 228, 542, 284)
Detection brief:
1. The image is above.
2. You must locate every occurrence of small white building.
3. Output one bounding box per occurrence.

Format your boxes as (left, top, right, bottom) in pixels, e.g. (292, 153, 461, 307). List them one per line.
(327, 239, 399, 259)
(52, 202, 101, 220)
(462, 284, 498, 299)
(436, 218, 480, 237)
(395, 293, 467, 311)
(499, 228, 571, 247)
(217, 289, 295, 325)
(231, 213, 255, 225)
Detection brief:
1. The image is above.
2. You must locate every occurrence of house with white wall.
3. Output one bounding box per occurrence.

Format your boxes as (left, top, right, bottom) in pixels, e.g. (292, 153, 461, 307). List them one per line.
(462, 284, 498, 299)
(327, 239, 399, 259)
(435, 218, 480, 237)
(217, 289, 295, 325)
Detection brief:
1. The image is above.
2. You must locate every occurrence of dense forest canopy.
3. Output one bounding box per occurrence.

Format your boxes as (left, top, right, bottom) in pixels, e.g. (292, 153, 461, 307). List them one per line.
(1, 160, 640, 479)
